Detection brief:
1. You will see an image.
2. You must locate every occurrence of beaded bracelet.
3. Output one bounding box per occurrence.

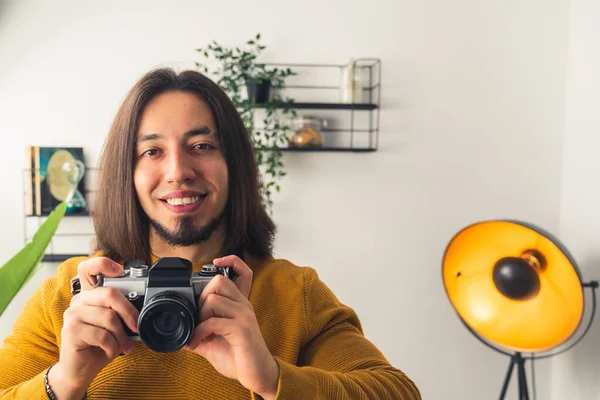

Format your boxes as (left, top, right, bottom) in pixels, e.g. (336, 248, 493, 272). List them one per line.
(43, 365, 57, 400)
(44, 365, 87, 400)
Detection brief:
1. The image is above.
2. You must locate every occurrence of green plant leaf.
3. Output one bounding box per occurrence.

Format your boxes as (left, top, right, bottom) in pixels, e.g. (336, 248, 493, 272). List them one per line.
(0, 202, 67, 316)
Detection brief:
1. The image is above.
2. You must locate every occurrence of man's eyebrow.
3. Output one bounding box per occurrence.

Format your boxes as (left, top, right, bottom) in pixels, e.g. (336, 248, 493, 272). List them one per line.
(137, 126, 213, 143)
(137, 133, 162, 143)
(184, 126, 213, 139)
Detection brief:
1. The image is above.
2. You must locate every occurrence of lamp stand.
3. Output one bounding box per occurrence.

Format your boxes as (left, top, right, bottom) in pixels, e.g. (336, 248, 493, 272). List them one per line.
(499, 352, 529, 400)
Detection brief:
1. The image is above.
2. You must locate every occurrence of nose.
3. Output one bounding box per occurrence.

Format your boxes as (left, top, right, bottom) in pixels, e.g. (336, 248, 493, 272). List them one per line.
(164, 150, 195, 184)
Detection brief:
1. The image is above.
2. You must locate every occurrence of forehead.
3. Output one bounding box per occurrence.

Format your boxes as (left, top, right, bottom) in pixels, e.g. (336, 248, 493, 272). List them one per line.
(137, 91, 216, 137)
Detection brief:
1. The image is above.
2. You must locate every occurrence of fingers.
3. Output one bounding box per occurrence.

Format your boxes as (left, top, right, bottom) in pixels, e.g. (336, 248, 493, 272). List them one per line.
(71, 287, 139, 334)
(199, 293, 243, 322)
(196, 255, 254, 318)
(67, 305, 134, 355)
(78, 257, 124, 290)
(71, 322, 122, 359)
(197, 275, 248, 313)
(213, 255, 252, 298)
(186, 318, 233, 349)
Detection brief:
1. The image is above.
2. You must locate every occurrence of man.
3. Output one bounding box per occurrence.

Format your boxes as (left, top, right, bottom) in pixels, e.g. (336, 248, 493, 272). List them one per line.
(0, 69, 421, 399)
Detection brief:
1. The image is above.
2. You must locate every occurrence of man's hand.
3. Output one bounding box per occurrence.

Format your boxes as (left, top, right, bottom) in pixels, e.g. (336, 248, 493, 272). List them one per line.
(184, 255, 279, 399)
(49, 257, 139, 399)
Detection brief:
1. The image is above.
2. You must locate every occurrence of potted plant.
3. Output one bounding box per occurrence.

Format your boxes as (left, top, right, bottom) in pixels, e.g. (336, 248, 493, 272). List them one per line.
(244, 64, 273, 104)
(195, 33, 297, 212)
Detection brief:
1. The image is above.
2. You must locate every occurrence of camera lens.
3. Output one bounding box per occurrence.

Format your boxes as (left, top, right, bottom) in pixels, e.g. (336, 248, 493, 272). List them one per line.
(153, 311, 179, 336)
(138, 291, 195, 353)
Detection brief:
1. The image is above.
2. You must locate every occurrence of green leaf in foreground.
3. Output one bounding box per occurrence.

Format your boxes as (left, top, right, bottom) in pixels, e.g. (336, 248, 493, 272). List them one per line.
(0, 202, 67, 316)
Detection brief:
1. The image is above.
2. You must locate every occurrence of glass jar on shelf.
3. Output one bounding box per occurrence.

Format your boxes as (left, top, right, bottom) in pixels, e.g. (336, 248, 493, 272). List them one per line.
(288, 116, 326, 148)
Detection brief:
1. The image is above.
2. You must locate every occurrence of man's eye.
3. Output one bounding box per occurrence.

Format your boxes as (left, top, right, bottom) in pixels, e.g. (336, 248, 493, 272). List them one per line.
(194, 143, 213, 150)
(141, 149, 158, 157)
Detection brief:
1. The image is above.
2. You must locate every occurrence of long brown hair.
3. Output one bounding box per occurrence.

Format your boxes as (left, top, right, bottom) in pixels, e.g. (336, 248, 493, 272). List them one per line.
(93, 68, 276, 263)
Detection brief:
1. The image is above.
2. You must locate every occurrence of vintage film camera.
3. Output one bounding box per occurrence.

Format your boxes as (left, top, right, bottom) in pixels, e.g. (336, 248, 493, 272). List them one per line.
(92, 257, 232, 353)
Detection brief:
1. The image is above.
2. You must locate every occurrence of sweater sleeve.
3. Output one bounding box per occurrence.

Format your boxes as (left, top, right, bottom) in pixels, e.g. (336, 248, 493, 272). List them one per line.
(0, 275, 60, 399)
(266, 267, 421, 400)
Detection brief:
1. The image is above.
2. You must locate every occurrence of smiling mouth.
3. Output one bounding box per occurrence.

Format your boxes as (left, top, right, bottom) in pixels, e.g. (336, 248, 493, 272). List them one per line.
(161, 195, 205, 206)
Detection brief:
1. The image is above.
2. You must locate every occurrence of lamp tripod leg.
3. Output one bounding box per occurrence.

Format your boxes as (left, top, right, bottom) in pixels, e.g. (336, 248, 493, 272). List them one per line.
(499, 357, 515, 400)
(516, 353, 530, 400)
(499, 352, 530, 400)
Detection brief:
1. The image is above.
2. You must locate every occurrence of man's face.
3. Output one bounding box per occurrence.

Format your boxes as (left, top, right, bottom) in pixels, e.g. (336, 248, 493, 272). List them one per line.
(134, 91, 229, 247)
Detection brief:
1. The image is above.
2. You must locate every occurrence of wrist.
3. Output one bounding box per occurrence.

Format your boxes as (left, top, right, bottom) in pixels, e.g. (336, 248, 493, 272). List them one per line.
(257, 356, 280, 400)
(46, 363, 88, 400)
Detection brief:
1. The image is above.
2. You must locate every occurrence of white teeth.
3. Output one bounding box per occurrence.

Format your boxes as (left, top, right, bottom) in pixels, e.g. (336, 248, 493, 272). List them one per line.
(166, 196, 200, 206)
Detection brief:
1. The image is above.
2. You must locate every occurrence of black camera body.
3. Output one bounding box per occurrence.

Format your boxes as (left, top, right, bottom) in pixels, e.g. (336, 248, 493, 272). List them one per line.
(98, 257, 232, 353)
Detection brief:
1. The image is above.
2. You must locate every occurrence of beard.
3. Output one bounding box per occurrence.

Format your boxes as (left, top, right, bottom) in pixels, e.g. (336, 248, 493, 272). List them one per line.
(149, 213, 223, 247)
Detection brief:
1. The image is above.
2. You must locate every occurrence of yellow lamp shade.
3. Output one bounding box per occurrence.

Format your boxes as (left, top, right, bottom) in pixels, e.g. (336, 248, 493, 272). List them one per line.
(442, 220, 584, 353)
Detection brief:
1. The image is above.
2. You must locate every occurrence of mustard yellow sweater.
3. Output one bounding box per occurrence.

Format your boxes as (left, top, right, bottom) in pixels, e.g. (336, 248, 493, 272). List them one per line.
(0, 254, 421, 399)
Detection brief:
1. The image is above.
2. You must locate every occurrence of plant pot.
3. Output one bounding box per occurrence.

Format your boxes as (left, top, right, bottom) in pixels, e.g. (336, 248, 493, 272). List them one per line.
(246, 80, 271, 104)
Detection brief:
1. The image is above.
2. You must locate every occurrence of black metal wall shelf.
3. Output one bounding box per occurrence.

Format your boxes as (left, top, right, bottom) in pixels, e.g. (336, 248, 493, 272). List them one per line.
(25, 212, 91, 218)
(280, 147, 375, 153)
(257, 59, 381, 152)
(42, 254, 88, 262)
(253, 102, 378, 111)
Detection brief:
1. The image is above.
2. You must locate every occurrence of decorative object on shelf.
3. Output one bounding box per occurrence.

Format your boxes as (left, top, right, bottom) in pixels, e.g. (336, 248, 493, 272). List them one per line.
(442, 220, 598, 400)
(288, 116, 325, 148)
(22, 159, 97, 263)
(340, 58, 364, 103)
(62, 159, 87, 214)
(26, 146, 87, 216)
(0, 202, 66, 316)
(195, 33, 297, 211)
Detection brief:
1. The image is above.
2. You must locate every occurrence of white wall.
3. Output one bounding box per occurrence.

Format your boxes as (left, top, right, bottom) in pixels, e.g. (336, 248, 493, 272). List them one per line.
(0, 0, 573, 398)
(555, 0, 600, 399)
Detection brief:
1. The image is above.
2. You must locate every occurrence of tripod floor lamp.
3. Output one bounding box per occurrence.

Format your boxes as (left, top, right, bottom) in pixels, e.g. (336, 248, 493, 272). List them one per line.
(442, 220, 597, 400)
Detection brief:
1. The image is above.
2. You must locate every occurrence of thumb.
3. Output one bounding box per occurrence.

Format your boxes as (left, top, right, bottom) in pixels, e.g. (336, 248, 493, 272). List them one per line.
(77, 257, 124, 290)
